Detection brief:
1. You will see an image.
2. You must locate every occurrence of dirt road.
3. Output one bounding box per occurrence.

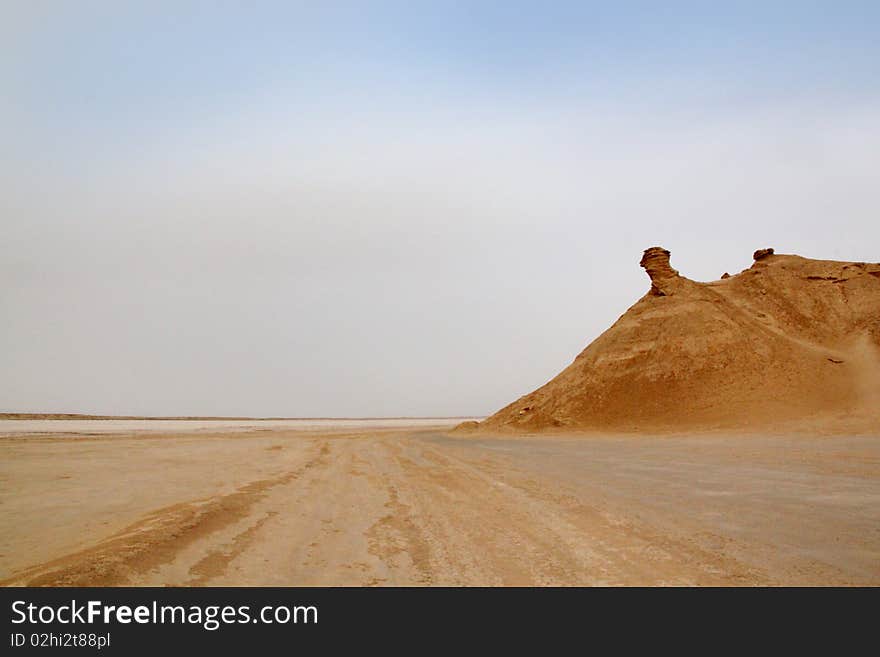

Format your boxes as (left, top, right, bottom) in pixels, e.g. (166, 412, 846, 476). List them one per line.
(1, 428, 878, 585)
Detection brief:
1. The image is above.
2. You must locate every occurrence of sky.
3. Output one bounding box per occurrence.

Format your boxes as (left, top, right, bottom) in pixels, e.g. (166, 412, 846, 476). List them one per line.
(2, 1, 879, 417)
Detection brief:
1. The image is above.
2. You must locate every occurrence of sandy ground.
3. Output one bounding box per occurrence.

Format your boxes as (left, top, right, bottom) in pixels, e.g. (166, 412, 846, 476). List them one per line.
(1, 424, 878, 586)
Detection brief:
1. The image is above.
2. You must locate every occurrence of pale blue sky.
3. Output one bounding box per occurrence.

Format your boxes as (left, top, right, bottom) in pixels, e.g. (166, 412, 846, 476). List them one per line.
(2, 2, 879, 416)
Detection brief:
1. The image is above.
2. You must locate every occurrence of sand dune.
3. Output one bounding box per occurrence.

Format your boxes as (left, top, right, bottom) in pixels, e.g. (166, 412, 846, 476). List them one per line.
(475, 247, 880, 434)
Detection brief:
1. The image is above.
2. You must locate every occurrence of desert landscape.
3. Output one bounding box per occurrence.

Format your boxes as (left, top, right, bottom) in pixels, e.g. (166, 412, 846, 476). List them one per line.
(2, 248, 878, 587)
(5, 5, 880, 596)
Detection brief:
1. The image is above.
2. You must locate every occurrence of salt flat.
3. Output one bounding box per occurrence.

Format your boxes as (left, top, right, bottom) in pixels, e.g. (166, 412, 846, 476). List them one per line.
(0, 418, 476, 437)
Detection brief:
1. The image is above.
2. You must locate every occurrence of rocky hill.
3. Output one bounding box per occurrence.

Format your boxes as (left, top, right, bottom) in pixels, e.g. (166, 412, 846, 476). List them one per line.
(470, 247, 880, 434)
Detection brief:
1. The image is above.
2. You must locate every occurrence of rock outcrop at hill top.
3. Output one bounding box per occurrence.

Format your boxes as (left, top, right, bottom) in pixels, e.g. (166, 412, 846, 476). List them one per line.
(473, 248, 880, 433)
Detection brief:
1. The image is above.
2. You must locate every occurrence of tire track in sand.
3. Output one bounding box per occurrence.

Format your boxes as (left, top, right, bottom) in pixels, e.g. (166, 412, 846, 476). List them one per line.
(377, 436, 768, 585)
(0, 442, 330, 586)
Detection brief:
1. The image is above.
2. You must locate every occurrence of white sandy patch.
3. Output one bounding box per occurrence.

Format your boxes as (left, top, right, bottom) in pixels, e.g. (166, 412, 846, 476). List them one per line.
(0, 418, 480, 437)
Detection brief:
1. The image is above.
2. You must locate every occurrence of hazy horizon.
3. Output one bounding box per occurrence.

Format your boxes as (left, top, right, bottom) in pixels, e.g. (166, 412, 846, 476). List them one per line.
(3, 2, 879, 417)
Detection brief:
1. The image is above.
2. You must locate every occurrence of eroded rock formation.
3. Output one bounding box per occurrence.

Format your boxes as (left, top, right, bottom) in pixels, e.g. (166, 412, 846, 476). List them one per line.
(464, 247, 880, 434)
(639, 247, 681, 296)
